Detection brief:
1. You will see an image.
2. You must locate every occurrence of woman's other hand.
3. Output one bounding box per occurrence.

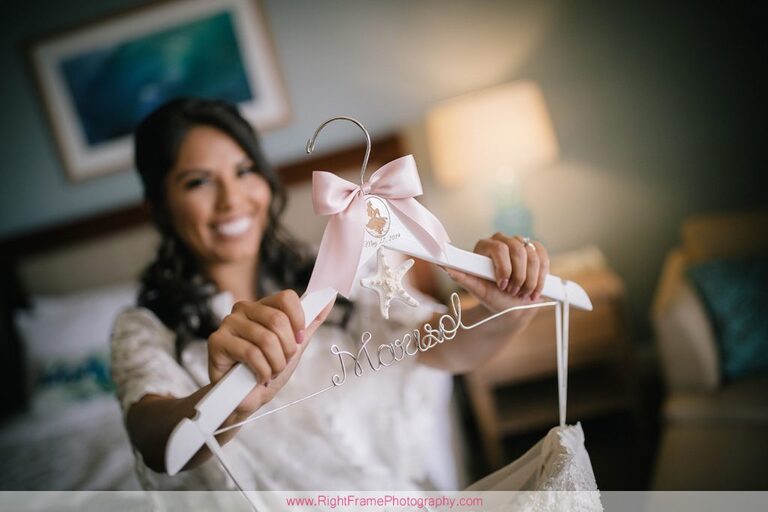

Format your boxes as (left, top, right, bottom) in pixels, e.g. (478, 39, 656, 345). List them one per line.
(207, 290, 334, 418)
(445, 233, 550, 313)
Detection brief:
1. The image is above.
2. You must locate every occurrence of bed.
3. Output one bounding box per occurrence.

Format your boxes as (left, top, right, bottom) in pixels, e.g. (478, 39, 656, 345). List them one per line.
(0, 134, 457, 491)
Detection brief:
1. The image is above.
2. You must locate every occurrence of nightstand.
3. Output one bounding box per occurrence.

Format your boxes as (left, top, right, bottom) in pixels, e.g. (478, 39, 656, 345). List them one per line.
(462, 267, 638, 470)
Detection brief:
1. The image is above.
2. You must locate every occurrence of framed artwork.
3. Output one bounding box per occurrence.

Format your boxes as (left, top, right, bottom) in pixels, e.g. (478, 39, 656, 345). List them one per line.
(28, 0, 291, 182)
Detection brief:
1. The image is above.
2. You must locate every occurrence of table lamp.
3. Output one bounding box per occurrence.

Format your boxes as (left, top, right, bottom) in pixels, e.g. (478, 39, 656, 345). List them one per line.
(426, 81, 559, 237)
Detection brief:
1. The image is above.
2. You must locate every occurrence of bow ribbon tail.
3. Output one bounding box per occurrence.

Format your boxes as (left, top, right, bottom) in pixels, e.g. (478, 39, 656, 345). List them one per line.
(388, 197, 451, 260)
(305, 194, 366, 298)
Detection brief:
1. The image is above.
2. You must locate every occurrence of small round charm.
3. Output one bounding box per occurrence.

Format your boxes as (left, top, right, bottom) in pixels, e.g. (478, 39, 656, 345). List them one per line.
(363, 196, 390, 238)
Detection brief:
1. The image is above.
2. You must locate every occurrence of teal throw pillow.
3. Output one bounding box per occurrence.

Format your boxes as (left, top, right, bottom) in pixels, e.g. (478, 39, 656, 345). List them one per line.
(687, 258, 768, 381)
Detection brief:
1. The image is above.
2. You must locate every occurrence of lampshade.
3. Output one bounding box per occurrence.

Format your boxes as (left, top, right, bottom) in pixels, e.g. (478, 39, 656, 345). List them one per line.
(426, 81, 559, 187)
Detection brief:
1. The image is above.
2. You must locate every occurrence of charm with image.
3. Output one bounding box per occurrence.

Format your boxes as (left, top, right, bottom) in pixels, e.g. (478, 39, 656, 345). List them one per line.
(363, 195, 390, 238)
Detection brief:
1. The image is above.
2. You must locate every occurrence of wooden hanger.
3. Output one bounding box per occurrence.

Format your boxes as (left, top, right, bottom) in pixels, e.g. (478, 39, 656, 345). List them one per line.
(165, 117, 592, 476)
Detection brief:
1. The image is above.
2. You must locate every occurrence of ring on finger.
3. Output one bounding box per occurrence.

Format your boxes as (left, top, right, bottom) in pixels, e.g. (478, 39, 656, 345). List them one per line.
(517, 236, 537, 251)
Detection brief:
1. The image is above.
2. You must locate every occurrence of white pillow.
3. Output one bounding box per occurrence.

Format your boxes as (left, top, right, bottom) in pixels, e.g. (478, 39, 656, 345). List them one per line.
(14, 282, 138, 375)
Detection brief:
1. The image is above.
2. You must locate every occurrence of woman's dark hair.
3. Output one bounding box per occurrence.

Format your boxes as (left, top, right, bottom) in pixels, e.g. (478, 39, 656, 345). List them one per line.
(134, 98, 314, 351)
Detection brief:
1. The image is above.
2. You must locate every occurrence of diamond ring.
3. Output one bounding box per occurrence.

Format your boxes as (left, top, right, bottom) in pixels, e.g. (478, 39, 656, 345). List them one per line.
(519, 236, 536, 250)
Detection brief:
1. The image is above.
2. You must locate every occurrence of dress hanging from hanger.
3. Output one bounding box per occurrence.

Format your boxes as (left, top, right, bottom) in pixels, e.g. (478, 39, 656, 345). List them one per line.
(464, 301, 603, 512)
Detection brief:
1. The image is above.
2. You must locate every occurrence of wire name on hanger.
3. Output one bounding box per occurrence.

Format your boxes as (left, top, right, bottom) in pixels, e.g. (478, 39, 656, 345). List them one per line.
(216, 293, 558, 437)
(329, 292, 556, 386)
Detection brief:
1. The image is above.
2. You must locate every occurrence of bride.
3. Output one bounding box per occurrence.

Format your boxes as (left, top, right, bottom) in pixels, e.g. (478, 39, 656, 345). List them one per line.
(111, 97, 554, 492)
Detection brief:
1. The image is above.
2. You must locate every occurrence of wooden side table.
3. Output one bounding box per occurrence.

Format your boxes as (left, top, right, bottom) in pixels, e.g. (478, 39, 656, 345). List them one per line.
(462, 267, 638, 470)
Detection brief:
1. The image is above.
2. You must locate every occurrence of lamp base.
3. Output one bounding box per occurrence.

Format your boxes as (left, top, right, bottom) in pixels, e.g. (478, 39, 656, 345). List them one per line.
(492, 201, 534, 239)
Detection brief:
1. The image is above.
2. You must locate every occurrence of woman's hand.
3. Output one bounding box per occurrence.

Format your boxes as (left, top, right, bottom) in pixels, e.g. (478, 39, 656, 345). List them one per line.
(207, 290, 334, 419)
(418, 233, 550, 374)
(445, 233, 550, 313)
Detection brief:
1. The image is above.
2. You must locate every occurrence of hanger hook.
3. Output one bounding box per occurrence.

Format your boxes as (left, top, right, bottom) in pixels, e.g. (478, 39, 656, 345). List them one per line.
(306, 116, 371, 185)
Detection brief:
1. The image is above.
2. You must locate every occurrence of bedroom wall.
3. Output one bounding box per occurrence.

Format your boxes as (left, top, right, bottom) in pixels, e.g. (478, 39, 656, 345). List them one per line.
(0, 0, 765, 338)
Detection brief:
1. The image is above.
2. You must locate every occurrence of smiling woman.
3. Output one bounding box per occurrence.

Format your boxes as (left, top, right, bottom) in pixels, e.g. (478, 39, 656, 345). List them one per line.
(132, 98, 313, 355)
(111, 97, 551, 500)
(165, 125, 272, 270)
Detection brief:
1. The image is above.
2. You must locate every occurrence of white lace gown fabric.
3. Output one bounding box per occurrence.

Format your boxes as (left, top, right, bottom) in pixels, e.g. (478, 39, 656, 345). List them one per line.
(464, 299, 603, 511)
(110, 286, 456, 492)
(466, 423, 602, 511)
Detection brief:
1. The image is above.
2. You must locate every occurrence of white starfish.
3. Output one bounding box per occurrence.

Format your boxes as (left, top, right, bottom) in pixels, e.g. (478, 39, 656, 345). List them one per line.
(360, 248, 419, 319)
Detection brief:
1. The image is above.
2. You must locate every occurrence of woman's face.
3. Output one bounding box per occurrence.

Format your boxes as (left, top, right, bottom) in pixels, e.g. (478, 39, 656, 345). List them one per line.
(165, 125, 272, 267)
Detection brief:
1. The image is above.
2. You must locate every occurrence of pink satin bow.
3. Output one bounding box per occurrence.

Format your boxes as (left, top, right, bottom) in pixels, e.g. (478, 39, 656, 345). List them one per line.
(305, 155, 450, 297)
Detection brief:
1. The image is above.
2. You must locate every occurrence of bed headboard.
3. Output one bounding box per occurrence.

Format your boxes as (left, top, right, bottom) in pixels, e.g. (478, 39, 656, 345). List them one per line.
(0, 134, 409, 419)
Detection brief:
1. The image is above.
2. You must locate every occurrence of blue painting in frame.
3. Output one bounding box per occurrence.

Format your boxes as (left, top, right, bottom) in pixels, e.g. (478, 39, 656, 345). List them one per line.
(61, 11, 253, 146)
(29, 0, 290, 181)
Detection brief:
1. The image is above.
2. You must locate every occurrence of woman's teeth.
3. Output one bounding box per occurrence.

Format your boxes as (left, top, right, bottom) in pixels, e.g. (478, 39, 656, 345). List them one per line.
(215, 216, 252, 236)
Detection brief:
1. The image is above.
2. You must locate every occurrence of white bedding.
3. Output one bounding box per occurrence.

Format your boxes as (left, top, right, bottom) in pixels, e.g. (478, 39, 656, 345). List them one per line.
(0, 394, 140, 491)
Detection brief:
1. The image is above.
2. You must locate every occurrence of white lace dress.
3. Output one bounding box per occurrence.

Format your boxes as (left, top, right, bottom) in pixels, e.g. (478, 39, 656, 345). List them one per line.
(466, 423, 602, 511)
(465, 300, 603, 512)
(110, 287, 457, 493)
